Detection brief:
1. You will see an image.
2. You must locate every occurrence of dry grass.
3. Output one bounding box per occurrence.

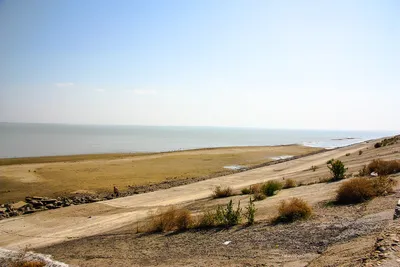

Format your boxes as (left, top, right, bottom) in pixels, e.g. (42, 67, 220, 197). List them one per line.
(147, 206, 193, 232)
(250, 183, 263, 194)
(276, 198, 312, 223)
(0, 145, 320, 203)
(253, 192, 267, 201)
(336, 176, 397, 204)
(367, 159, 400, 175)
(336, 178, 375, 204)
(212, 186, 233, 198)
(283, 178, 296, 189)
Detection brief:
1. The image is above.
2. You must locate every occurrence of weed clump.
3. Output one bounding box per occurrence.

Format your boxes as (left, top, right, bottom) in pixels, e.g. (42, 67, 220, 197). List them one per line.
(327, 159, 347, 181)
(336, 176, 397, 204)
(336, 178, 375, 204)
(276, 198, 312, 223)
(245, 198, 256, 225)
(148, 206, 193, 232)
(198, 200, 243, 227)
(367, 159, 400, 176)
(253, 192, 266, 201)
(212, 186, 233, 198)
(241, 187, 251, 195)
(262, 180, 283, 196)
(283, 178, 296, 189)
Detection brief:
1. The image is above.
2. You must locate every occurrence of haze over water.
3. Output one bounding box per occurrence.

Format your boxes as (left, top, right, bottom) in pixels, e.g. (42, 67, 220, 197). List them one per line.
(0, 123, 396, 158)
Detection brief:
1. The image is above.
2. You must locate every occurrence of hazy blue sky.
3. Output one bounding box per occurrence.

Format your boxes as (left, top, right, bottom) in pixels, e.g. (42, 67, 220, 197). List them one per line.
(0, 0, 399, 131)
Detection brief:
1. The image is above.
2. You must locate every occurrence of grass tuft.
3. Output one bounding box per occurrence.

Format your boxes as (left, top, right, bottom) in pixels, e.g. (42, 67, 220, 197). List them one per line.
(147, 206, 193, 232)
(262, 180, 283, 196)
(283, 179, 296, 189)
(276, 198, 312, 223)
(212, 186, 233, 198)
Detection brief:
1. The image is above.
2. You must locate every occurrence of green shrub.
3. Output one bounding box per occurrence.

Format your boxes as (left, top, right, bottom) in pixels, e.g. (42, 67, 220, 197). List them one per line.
(241, 187, 251, 194)
(367, 159, 400, 175)
(262, 180, 283, 196)
(245, 197, 256, 225)
(327, 159, 347, 181)
(283, 179, 296, 189)
(276, 198, 312, 223)
(212, 186, 233, 198)
(215, 200, 242, 227)
(336, 178, 375, 204)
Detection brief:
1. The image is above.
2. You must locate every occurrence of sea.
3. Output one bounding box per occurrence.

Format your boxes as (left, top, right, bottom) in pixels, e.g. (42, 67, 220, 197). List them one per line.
(0, 123, 397, 158)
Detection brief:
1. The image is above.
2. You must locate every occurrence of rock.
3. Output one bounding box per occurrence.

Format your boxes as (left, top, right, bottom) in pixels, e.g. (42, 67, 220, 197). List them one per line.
(42, 198, 57, 204)
(11, 201, 28, 210)
(0, 208, 7, 214)
(32, 196, 45, 200)
(46, 204, 57, 209)
(30, 200, 43, 207)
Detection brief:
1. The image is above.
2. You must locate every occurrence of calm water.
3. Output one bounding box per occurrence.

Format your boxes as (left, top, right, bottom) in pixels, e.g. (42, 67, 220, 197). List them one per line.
(0, 123, 396, 158)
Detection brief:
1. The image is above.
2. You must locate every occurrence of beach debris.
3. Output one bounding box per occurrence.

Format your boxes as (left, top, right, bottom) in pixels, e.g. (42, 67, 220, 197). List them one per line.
(224, 165, 246, 171)
(371, 172, 378, 177)
(223, 241, 232, 245)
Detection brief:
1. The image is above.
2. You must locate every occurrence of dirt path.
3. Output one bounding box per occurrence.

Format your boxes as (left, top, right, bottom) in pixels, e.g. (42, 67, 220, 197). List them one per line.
(0, 142, 369, 250)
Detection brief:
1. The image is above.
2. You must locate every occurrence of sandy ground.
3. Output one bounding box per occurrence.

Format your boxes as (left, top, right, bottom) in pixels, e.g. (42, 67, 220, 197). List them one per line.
(1, 139, 399, 266)
(0, 142, 368, 249)
(0, 145, 319, 203)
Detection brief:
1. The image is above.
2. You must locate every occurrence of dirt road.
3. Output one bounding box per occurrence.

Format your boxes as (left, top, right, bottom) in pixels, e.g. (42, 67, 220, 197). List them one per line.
(0, 142, 368, 250)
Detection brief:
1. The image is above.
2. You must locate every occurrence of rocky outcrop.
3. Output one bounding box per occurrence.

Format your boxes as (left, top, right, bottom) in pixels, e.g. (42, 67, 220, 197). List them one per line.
(393, 200, 400, 220)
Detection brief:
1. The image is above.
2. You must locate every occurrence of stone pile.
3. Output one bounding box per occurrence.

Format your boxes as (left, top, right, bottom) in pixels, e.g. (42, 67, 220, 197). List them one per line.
(0, 195, 103, 220)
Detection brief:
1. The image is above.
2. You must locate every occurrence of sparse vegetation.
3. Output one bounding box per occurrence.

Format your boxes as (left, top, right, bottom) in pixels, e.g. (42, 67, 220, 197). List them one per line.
(359, 165, 368, 176)
(212, 186, 233, 198)
(367, 159, 400, 176)
(345, 153, 351, 156)
(245, 198, 256, 225)
(372, 176, 397, 196)
(374, 136, 400, 148)
(147, 206, 193, 232)
(262, 180, 283, 196)
(283, 178, 296, 189)
(276, 198, 312, 223)
(358, 150, 363, 156)
(241, 187, 251, 195)
(327, 159, 347, 181)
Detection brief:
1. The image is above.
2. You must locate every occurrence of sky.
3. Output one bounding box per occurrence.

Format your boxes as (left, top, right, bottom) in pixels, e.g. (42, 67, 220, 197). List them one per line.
(0, 0, 399, 131)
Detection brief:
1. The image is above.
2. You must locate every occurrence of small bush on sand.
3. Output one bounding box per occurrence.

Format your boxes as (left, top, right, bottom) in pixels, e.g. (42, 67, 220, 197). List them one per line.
(311, 165, 318, 172)
(336, 178, 375, 204)
(276, 198, 312, 223)
(262, 180, 283, 196)
(212, 186, 233, 198)
(374, 142, 382, 148)
(250, 183, 262, 194)
(359, 150, 363, 156)
(367, 159, 400, 176)
(283, 178, 296, 189)
(198, 200, 242, 227)
(241, 187, 251, 194)
(327, 159, 347, 181)
(253, 192, 266, 201)
(345, 153, 351, 156)
(148, 206, 193, 232)
(245, 197, 256, 225)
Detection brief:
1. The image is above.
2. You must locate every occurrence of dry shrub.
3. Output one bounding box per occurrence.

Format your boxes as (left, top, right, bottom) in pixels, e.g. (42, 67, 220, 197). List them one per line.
(212, 186, 233, 198)
(372, 176, 397, 196)
(250, 183, 262, 194)
(253, 192, 266, 201)
(21, 262, 46, 267)
(148, 206, 193, 232)
(367, 159, 400, 175)
(336, 178, 375, 204)
(283, 179, 296, 189)
(277, 198, 312, 223)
